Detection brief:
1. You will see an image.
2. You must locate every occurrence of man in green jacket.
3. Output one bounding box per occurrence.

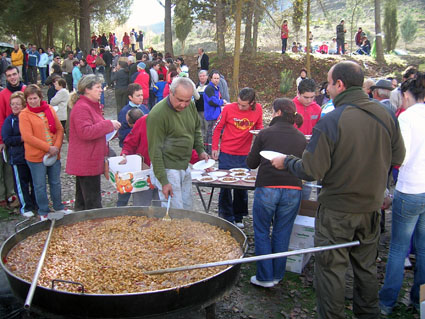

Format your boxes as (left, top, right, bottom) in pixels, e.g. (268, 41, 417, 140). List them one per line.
(271, 61, 405, 319)
(147, 77, 208, 209)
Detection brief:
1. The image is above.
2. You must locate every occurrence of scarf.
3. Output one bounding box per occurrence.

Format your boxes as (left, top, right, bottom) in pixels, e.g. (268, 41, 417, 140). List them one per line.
(26, 100, 57, 134)
(7, 81, 24, 93)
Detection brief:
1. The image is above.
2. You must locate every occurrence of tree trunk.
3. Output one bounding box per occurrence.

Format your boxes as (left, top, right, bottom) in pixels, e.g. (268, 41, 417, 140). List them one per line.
(46, 20, 53, 48)
(164, 0, 174, 56)
(232, 0, 243, 102)
(306, 0, 311, 75)
(79, 0, 91, 56)
(374, 0, 386, 64)
(74, 16, 79, 49)
(242, 0, 254, 54)
(350, 0, 360, 55)
(181, 39, 185, 54)
(34, 24, 43, 48)
(252, 0, 261, 56)
(216, 0, 226, 57)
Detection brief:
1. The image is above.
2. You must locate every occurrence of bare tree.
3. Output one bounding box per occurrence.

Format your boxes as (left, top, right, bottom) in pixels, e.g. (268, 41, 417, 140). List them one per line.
(374, 0, 385, 64)
(243, 0, 254, 54)
(216, 0, 226, 57)
(232, 0, 243, 101)
(305, 0, 311, 75)
(158, 0, 174, 56)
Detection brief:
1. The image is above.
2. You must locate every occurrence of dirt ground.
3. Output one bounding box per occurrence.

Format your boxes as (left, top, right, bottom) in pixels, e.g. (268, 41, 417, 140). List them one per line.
(0, 55, 420, 318)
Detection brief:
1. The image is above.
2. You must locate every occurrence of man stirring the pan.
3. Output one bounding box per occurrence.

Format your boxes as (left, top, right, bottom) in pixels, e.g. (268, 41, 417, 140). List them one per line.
(270, 61, 405, 319)
(147, 77, 208, 209)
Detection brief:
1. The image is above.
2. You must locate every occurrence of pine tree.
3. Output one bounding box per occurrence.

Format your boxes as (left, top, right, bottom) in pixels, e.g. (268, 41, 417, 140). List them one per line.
(174, 0, 193, 54)
(383, 0, 399, 52)
(400, 13, 417, 49)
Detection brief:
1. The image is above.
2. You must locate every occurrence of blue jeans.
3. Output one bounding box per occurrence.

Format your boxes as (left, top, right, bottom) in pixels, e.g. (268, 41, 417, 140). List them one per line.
(281, 38, 287, 53)
(27, 160, 64, 215)
(218, 152, 248, 223)
(38, 67, 47, 85)
(379, 190, 425, 312)
(253, 187, 301, 281)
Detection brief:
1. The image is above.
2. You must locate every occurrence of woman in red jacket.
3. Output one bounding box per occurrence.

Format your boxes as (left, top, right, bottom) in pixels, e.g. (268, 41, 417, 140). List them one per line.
(122, 32, 130, 48)
(86, 49, 97, 72)
(66, 75, 121, 210)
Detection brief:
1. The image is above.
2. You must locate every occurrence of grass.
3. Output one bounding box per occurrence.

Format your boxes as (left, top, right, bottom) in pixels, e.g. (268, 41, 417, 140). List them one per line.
(0, 207, 13, 220)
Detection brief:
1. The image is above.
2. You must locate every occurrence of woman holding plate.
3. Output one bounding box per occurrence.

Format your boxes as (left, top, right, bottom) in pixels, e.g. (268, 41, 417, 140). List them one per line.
(19, 84, 65, 220)
(66, 75, 121, 211)
(246, 98, 306, 288)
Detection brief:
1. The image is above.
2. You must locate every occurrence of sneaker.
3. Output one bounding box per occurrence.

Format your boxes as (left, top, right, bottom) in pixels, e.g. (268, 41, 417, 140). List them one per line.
(250, 276, 274, 288)
(379, 303, 392, 316)
(39, 215, 48, 221)
(56, 209, 74, 215)
(22, 211, 34, 218)
(404, 257, 412, 268)
(235, 222, 244, 229)
(273, 279, 281, 285)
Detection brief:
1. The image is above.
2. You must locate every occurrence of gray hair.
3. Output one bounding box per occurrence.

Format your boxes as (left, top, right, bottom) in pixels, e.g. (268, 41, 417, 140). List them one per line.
(78, 74, 104, 95)
(170, 77, 195, 95)
(376, 88, 391, 99)
(198, 69, 208, 77)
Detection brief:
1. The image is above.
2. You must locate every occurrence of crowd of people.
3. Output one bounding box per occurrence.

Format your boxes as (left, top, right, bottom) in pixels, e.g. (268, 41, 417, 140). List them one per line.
(0, 32, 423, 319)
(281, 19, 371, 55)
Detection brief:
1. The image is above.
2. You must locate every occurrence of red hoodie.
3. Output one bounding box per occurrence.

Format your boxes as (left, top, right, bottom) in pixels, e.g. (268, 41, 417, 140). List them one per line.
(292, 97, 321, 135)
(212, 102, 263, 156)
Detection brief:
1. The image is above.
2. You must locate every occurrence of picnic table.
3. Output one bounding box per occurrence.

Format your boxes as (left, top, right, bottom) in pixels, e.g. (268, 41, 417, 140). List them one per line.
(192, 170, 257, 214)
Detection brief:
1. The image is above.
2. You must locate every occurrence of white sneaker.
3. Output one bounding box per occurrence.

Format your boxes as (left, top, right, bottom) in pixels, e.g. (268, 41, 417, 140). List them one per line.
(404, 257, 412, 268)
(235, 222, 244, 229)
(39, 215, 48, 221)
(250, 276, 274, 288)
(22, 211, 34, 218)
(273, 279, 281, 285)
(56, 209, 74, 215)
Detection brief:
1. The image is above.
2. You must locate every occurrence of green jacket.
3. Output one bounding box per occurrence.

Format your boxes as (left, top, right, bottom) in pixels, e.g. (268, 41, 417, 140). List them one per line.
(147, 97, 204, 186)
(285, 86, 405, 213)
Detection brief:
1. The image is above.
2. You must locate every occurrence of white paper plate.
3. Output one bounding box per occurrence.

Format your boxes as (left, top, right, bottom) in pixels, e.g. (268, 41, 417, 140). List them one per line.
(260, 150, 285, 161)
(208, 171, 228, 178)
(230, 172, 250, 178)
(229, 168, 249, 173)
(43, 154, 57, 166)
(218, 176, 240, 183)
(106, 130, 118, 142)
(192, 159, 215, 171)
(242, 176, 256, 183)
(191, 170, 204, 179)
(249, 130, 260, 135)
(197, 176, 217, 183)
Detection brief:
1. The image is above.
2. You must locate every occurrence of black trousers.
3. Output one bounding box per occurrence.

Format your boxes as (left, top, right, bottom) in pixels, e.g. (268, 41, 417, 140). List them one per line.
(27, 66, 38, 84)
(75, 175, 102, 211)
(65, 74, 73, 92)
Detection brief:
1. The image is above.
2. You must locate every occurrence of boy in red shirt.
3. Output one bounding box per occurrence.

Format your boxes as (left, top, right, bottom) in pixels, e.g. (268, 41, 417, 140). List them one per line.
(292, 78, 321, 135)
(212, 88, 263, 228)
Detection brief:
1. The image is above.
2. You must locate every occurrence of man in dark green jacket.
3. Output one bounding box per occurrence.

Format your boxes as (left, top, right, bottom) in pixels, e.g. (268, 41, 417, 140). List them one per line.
(271, 61, 405, 319)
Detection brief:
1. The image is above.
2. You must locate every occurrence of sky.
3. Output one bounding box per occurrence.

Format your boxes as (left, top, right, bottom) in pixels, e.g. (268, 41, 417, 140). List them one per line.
(128, 0, 165, 27)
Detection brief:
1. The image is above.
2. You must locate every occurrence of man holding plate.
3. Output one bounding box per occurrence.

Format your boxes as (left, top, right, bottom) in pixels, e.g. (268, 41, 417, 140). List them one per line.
(270, 61, 405, 318)
(147, 77, 208, 209)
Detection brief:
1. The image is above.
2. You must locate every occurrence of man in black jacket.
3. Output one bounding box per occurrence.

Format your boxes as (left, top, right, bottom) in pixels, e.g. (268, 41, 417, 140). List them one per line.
(197, 48, 209, 71)
(336, 20, 346, 54)
(271, 61, 405, 319)
(103, 46, 113, 88)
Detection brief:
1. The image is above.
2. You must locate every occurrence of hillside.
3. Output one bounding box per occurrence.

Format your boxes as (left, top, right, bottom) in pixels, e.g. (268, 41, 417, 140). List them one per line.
(184, 51, 424, 119)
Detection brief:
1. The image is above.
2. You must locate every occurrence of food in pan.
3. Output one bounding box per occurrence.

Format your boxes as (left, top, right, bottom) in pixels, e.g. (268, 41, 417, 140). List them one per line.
(6, 216, 242, 294)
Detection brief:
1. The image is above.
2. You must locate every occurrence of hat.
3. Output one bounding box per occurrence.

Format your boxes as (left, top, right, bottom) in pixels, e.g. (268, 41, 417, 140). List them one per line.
(137, 62, 146, 69)
(370, 79, 393, 91)
(105, 46, 110, 51)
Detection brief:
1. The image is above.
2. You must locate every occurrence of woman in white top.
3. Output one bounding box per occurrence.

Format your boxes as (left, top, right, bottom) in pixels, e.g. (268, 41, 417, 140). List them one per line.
(379, 72, 425, 315)
(50, 78, 69, 130)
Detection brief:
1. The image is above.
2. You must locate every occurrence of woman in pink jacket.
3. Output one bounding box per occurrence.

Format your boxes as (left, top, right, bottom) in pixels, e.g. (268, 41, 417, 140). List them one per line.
(66, 75, 121, 210)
